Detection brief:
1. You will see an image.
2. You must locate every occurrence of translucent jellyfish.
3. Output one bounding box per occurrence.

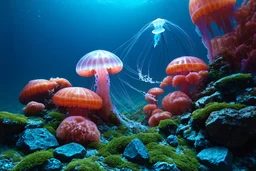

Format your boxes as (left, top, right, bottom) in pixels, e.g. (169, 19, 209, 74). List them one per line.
(189, 0, 237, 62)
(76, 50, 123, 122)
(152, 18, 166, 47)
(115, 18, 194, 85)
(110, 18, 195, 115)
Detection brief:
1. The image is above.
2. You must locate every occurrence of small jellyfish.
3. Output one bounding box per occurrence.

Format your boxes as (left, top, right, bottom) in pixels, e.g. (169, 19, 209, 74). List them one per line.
(189, 0, 237, 62)
(152, 18, 166, 47)
(110, 18, 195, 116)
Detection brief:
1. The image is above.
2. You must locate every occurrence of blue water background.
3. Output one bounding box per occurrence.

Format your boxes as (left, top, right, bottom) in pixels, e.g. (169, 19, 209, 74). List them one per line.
(0, 0, 244, 112)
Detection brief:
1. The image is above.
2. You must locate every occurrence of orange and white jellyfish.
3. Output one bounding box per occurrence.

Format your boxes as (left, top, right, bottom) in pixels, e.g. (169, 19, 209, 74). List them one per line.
(189, 0, 237, 62)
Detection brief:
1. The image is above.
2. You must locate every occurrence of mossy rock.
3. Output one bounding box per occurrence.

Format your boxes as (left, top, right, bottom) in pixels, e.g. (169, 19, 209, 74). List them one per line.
(0, 112, 29, 144)
(64, 157, 102, 171)
(47, 111, 65, 121)
(146, 142, 199, 171)
(158, 119, 179, 135)
(97, 133, 162, 157)
(192, 102, 246, 120)
(0, 150, 24, 162)
(103, 154, 140, 171)
(11, 150, 53, 171)
(214, 73, 253, 93)
(0, 111, 28, 124)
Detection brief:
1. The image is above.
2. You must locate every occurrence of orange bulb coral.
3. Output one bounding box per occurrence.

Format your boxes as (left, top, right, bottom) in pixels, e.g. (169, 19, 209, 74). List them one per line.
(49, 77, 72, 91)
(19, 79, 57, 104)
(56, 116, 100, 145)
(162, 91, 192, 116)
(165, 56, 208, 96)
(148, 112, 172, 127)
(53, 87, 102, 117)
(23, 101, 45, 116)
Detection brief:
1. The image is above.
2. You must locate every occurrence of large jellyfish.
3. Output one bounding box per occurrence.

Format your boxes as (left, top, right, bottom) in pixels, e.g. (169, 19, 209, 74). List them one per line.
(189, 0, 237, 62)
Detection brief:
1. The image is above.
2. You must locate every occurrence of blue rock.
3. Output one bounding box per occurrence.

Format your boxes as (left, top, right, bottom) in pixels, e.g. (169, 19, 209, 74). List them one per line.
(42, 158, 62, 171)
(152, 162, 180, 171)
(197, 147, 233, 171)
(123, 138, 149, 164)
(198, 165, 209, 171)
(167, 135, 178, 147)
(54, 142, 86, 162)
(16, 128, 59, 153)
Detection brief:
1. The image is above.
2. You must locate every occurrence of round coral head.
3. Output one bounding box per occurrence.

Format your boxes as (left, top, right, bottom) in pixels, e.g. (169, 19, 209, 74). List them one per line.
(189, 0, 236, 24)
(162, 91, 192, 116)
(76, 50, 123, 77)
(148, 87, 164, 97)
(49, 77, 72, 90)
(23, 101, 45, 116)
(19, 79, 57, 105)
(56, 116, 100, 145)
(148, 112, 172, 127)
(166, 56, 208, 75)
(53, 87, 103, 110)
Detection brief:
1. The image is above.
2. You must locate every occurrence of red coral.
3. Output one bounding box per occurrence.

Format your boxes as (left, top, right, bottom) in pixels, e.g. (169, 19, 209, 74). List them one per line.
(56, 116, 100, 145)
(23, 101, 45, 116)
(211, 0, 256, 73)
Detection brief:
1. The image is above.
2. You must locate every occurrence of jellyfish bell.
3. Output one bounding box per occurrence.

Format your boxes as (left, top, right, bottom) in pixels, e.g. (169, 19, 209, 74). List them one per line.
(152, 18, 166, 35)
(152, 18, 166, 48)
(189, 0, 237, 62)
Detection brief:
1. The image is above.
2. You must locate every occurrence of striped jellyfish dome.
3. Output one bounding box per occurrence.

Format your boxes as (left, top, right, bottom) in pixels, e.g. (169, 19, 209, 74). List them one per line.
(76, 50, 123, 77)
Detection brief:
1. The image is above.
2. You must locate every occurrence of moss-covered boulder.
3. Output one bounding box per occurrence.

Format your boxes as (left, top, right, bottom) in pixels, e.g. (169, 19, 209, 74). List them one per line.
(11, 150, 54, 171)
(191, 102, 246, 130)
(214, 73, 253, 100)
(0, 111, 28, 144)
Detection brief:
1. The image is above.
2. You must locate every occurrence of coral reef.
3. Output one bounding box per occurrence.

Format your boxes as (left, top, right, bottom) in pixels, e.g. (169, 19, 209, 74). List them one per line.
(211, 0, 256, 72)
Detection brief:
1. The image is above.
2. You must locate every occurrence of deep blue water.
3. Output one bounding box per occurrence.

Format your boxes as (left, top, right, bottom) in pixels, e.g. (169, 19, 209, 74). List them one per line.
(0, 0, 244, 112)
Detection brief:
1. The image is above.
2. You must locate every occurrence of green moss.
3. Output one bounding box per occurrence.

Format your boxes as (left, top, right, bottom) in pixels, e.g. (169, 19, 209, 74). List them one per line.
(97, 133, 162, 157)
(146, 127, 158, 133)
(1, 150, 24, 162)
(64, 157, 103, 171)
(45, 121, 61, 129)
(214, 73, 252, 86)
(47, 111, 65, 121)
(146, 143, 199, 171)
(87, 142, 106, 150)
(11, 150, 53, 171)
(103, 155, 140, 171)
(192, 102, 246, 120)
(44, 125, 56, 135)
(158, 119, 179, 130)
(0, 111, 28, 124)
(103, 127, 129, 140)
(177, 137, 187, 146)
